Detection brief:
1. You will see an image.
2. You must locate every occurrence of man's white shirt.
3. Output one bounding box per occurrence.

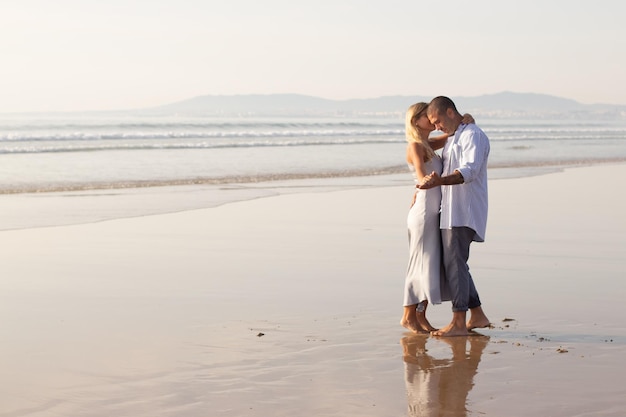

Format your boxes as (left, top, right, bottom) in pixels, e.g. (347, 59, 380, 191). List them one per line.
(440, 123, 490, 242)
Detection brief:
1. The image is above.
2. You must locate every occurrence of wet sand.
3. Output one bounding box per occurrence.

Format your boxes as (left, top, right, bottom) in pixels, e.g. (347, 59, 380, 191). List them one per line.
(0, 163, 625, 416)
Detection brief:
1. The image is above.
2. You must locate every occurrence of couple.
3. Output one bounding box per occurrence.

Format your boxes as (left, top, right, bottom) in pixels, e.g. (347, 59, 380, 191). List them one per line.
(401, 96, 491, 337)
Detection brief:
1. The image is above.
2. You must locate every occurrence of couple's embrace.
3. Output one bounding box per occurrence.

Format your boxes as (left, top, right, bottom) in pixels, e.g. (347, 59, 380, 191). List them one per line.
(401, 96, 492, 337)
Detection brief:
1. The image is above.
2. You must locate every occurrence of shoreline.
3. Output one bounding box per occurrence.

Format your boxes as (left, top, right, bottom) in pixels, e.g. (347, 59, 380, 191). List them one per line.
(2, 157, 625, 196)
(2, 159, 623, 232)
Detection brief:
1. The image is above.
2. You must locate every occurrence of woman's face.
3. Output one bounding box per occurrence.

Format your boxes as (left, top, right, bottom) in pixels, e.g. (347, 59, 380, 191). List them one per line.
(414, 111, 435, 132)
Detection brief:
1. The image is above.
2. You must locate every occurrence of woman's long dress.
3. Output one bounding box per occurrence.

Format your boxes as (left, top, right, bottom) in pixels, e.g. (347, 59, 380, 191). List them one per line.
(403, 155, 448, 306)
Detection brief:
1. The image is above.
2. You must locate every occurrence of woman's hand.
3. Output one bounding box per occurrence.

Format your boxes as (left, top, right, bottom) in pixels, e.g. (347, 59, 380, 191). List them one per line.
(461, 113, 475, 124)
(417, 172, 440, 189)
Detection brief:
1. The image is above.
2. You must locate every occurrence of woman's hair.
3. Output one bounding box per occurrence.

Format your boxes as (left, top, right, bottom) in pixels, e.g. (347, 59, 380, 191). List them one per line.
(405, 102, 435, 161)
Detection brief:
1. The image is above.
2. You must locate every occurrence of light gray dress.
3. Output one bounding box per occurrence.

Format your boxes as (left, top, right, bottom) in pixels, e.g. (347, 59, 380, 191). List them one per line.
(403, 155, 449, 307)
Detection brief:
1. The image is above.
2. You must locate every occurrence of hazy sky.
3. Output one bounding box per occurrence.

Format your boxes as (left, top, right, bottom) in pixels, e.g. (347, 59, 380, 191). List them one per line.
(1, 0, 624, 112)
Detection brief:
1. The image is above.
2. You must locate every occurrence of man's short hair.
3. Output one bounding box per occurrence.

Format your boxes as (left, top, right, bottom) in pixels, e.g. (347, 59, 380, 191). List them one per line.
(428, 96, 458, 115)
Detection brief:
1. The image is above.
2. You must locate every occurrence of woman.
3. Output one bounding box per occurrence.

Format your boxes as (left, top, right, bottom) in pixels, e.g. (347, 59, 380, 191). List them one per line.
(400, 102, 473, 333)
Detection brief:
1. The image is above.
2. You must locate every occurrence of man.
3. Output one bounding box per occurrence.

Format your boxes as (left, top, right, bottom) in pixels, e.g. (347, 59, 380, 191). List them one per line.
(418, 96, 491, 337)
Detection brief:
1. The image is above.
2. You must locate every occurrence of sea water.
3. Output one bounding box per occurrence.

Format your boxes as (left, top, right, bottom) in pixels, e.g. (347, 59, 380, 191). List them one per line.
(0, 113, 625, 229)
(1, 113, 625, 193)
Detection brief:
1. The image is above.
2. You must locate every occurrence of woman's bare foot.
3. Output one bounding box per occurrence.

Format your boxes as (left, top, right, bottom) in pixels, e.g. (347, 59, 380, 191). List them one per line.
(402, 305, 430, 334)
(416, 312, 438, 332)
(401, 318, 428, 334)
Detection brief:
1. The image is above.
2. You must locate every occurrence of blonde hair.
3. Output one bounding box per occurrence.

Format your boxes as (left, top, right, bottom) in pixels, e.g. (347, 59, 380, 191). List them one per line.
(405, 102, 435, 162)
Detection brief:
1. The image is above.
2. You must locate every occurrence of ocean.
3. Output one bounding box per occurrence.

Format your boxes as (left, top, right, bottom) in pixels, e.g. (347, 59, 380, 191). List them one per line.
(1, 113, 625, 229)
(2, 113, 625, 194)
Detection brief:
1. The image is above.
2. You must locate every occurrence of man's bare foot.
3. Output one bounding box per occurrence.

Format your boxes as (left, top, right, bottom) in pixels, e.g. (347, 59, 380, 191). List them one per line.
(431, 311, 469, 337)
(466, 318, 492, 330)
(431, 321, 452, 334)
(431, 323, 469, 337)
(401, 319, 428, 334)
(467, 306, 492, 330)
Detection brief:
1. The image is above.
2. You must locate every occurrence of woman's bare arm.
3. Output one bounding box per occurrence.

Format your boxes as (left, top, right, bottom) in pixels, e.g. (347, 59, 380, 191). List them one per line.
(428, 134, 449, 151)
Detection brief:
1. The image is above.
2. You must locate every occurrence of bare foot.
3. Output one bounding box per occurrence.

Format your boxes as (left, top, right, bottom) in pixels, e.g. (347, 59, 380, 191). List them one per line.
(466, 319, 492, 330)
(431, 323, 469, 337)
(431, 321, 452, 335)
(431, 312, 470, 337)
(401, 319, 428, 334)
(416, 312, 438, 332)
(467, 306, 492, 330)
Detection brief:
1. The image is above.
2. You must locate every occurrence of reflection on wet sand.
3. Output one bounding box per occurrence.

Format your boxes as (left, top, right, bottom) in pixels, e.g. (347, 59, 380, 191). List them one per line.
(401, 334, 489, 417)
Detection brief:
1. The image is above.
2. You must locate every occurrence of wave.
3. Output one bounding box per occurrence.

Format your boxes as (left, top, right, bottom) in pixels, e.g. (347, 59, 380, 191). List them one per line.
(2, 133, 623, 154)
(0, 120, 403, 130)
(0, 128, 403, 143)
(2, 126, 623, 144)
(0, 137, 405, 154)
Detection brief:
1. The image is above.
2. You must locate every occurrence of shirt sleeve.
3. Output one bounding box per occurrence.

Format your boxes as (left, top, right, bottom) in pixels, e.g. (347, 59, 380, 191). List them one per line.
(455, 126, 489, 184)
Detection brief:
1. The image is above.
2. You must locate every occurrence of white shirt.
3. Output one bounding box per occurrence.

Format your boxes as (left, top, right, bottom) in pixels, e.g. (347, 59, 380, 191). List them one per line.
(440, 123, 490, 242)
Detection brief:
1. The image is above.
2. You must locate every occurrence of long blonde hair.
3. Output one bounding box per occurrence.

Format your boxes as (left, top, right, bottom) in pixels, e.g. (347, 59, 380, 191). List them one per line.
(405, 102, 435, 162)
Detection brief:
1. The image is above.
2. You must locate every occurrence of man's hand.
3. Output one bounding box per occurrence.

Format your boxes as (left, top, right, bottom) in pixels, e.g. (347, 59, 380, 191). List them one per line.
(417, 171, 441, 189)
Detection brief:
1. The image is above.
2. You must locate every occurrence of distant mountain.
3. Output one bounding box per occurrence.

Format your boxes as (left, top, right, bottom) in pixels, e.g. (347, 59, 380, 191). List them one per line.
(144, 92, 626, 119)
(454, 92, 585, 112)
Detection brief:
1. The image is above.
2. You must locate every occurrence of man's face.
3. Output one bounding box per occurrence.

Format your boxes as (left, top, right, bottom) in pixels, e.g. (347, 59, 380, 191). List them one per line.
(428, 109, 454, 134)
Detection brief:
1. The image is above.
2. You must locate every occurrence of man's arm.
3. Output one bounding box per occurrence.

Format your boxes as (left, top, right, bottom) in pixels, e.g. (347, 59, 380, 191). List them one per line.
(417, 170, 464, 189)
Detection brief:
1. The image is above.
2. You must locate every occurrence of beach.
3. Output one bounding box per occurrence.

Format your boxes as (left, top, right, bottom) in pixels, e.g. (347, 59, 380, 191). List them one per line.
(1, 163, 625, 416)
